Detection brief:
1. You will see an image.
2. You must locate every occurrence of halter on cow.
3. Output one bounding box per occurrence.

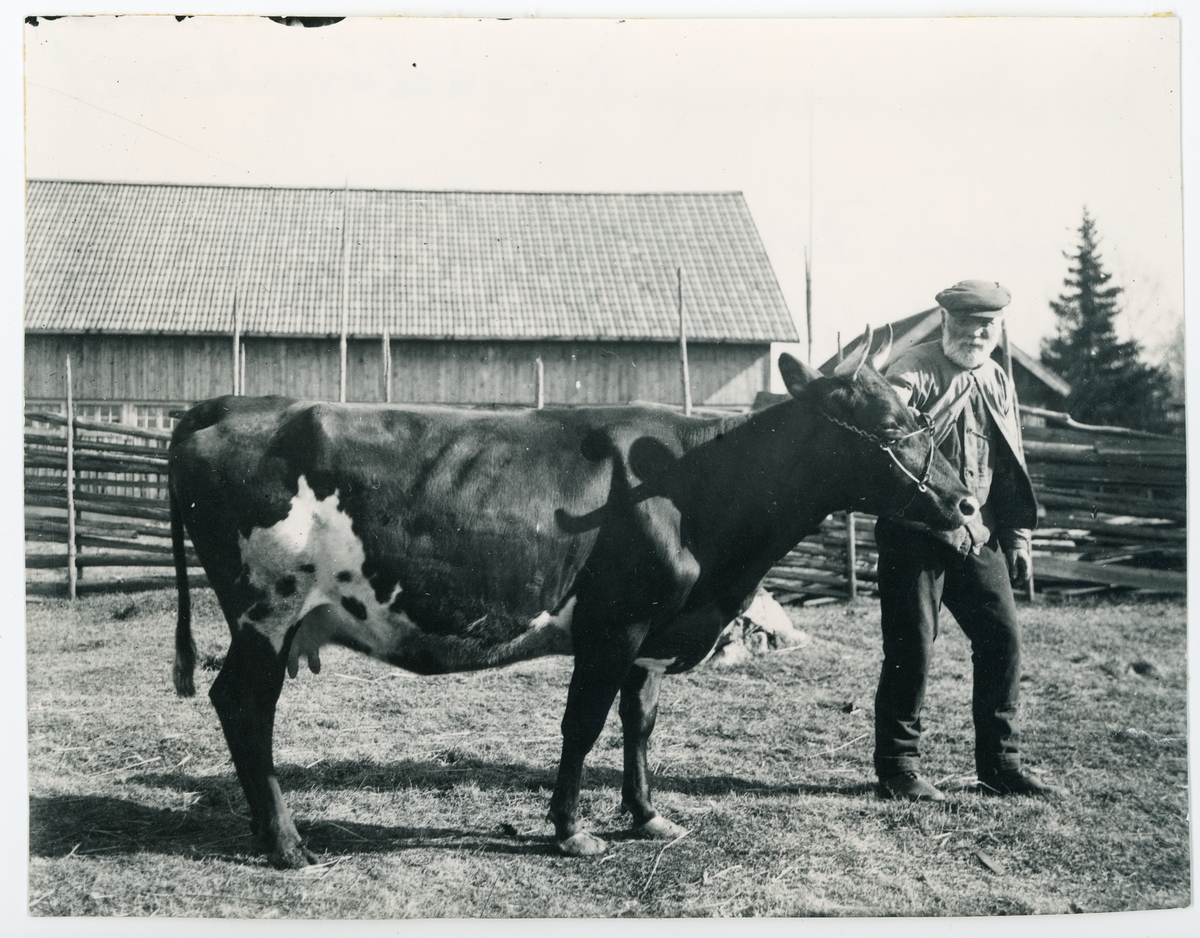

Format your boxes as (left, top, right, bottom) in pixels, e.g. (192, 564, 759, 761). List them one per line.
(168, 326, 978, 867)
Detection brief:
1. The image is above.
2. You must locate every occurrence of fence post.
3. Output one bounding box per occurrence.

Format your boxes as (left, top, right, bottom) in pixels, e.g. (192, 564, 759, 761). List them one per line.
(678, 267, 692, 415)
(845, 511, 857, 601)
(65, 355, 77, 601)
(383, 328, 392, 403)
(232, 290, 241, 396)
(535, 357, 545, 409)
(340, 184, 350, 403)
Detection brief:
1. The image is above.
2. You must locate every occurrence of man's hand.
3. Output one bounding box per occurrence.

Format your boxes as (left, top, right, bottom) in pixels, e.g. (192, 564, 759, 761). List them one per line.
(1005, 544, 1032, 587)
(965, 515, 991, 555)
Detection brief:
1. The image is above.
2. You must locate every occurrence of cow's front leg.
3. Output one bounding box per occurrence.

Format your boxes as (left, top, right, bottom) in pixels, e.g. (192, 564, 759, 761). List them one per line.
(620, 664, 688, 841)
(548, 618, 648, 857)
(210, 627, 315, 869)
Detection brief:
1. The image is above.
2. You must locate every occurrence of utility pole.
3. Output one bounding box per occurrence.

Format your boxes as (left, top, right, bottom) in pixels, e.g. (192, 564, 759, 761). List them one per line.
(805, 246, 813, 367)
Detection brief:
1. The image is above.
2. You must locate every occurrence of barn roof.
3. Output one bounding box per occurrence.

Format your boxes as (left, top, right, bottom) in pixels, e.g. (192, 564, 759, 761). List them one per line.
(25, 181, 798, 343)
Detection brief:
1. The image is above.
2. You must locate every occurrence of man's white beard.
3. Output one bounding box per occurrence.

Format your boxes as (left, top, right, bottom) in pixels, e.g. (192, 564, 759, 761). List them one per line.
(942, 330, 998, 370)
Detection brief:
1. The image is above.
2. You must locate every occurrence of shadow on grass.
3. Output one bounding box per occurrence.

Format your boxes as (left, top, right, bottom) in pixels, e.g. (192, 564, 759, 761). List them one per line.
(31, 790, 246, 861)
(29, 786, 750, 865)
(30, 791, 552, 863)
(31, 758, 873, 866)
(137, 756, 874, 800)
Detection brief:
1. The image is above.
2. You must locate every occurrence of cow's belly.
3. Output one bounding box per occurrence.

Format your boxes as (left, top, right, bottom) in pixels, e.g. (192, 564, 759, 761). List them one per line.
(234, 475, 575, 674)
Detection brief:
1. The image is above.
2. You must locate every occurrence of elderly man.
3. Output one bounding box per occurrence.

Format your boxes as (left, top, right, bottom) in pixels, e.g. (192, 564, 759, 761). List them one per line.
(873, 280, 1061, 801)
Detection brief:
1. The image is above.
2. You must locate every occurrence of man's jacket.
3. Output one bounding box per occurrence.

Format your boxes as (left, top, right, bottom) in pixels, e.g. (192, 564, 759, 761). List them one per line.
(882, 339, 1038, 553)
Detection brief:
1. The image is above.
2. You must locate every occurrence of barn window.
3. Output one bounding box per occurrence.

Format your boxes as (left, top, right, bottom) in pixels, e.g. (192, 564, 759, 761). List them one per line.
(24, 401, 63, 429)
(76, 403, 123, 424)
(135, 404, 178, 431)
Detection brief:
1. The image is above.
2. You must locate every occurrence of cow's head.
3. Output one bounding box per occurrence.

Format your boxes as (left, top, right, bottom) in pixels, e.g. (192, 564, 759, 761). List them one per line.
(777, 326, 977, 531)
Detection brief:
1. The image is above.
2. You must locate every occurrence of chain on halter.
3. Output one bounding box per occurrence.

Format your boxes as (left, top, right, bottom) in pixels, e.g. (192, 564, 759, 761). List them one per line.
(821, 412, 936, 492)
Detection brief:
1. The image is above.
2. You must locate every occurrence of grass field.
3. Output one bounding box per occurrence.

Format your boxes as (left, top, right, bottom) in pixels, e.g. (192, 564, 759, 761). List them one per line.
(26, 588, 1190, 918)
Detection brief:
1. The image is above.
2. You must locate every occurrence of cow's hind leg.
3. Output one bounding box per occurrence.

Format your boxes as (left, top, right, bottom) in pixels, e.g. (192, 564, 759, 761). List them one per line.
(620, 665, 688, 841)
(210, 628, 315, 869)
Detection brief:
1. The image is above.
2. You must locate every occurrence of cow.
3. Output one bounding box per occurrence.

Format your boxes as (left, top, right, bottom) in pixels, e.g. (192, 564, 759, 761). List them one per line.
(168, 329, 978, 868)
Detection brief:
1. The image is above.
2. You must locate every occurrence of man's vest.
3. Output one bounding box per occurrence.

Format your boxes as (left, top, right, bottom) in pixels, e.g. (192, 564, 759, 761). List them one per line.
(882, 340, 1038, 550)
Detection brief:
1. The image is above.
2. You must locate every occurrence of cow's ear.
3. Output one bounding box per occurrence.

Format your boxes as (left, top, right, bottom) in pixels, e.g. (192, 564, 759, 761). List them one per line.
(779, 353, 822, 397)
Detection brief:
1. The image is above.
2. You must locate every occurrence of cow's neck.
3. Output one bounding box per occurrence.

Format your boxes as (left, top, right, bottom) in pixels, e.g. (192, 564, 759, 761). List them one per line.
(677, 401, 849, 578)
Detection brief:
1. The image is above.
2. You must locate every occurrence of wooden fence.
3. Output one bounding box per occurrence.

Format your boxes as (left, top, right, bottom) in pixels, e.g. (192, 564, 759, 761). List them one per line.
(763, 407, 1186, 603)
(24, 403, 207, 597)
(763, 512, 879, 604)
(25, 392, 1186, 602)
(1020, 406, 1185, 598)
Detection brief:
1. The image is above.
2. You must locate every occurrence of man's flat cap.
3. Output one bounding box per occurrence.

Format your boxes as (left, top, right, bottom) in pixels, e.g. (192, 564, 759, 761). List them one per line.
(936, 280, 1011, 317)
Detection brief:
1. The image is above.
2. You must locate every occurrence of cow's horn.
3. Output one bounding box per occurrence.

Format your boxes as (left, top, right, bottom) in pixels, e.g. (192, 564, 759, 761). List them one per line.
(833, 325, 873, 379)
(871, 323, 894, 373)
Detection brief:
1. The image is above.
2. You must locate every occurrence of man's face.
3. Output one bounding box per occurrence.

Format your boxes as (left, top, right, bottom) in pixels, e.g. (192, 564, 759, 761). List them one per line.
(941, 311, 1001, 369)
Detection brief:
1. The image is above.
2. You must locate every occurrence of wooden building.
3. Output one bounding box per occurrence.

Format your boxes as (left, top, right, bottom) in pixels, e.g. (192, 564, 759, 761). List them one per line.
(25, 181, 798, 425)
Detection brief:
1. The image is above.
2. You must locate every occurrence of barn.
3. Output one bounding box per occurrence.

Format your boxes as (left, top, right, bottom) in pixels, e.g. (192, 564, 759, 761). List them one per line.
(24, 181, 798, 425)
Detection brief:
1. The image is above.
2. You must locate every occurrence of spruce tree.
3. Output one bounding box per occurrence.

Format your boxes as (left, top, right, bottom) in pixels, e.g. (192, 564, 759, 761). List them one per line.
(1040, 210, 1174, 433)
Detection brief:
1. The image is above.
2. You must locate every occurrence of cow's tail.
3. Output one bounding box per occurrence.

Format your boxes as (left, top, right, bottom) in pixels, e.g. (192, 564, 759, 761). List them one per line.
(171, 487, 196, 697)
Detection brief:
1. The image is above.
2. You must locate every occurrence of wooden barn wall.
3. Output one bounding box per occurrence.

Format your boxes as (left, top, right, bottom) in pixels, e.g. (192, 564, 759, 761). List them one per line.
(27, 335, 770, 407)
(369, 340, 768, 406)
(243, 338, 344, 400)
(25, 334, 235, 402)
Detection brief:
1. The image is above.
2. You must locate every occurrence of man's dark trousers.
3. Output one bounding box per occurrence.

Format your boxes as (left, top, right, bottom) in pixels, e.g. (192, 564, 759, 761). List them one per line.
(873, 517, 1022, 779)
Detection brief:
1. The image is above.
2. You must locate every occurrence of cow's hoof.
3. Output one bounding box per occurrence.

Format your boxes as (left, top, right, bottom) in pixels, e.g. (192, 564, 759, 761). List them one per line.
(268, 843, 319, 870)
(557, 831, 608, 857)
(633, 816, 688, 841)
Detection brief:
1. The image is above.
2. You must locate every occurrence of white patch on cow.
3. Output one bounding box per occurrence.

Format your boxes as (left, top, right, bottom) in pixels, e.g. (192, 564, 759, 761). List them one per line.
(235, 475, 575, 674)
(530, 595, 576, 635)
(236, 475, 419, 663)
(523, 595, 576, 657)
(633, 656, 677, 674)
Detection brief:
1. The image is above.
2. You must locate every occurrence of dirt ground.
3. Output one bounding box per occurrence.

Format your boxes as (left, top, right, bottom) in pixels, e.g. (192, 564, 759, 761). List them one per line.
(25, 588, 1190, 918)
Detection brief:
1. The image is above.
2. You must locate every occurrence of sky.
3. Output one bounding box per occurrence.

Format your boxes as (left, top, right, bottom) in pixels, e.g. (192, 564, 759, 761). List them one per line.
(19, 9, 1185, 371)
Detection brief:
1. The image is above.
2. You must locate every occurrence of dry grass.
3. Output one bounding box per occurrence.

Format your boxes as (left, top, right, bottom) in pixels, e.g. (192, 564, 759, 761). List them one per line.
(26, 588, 1189, 918)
